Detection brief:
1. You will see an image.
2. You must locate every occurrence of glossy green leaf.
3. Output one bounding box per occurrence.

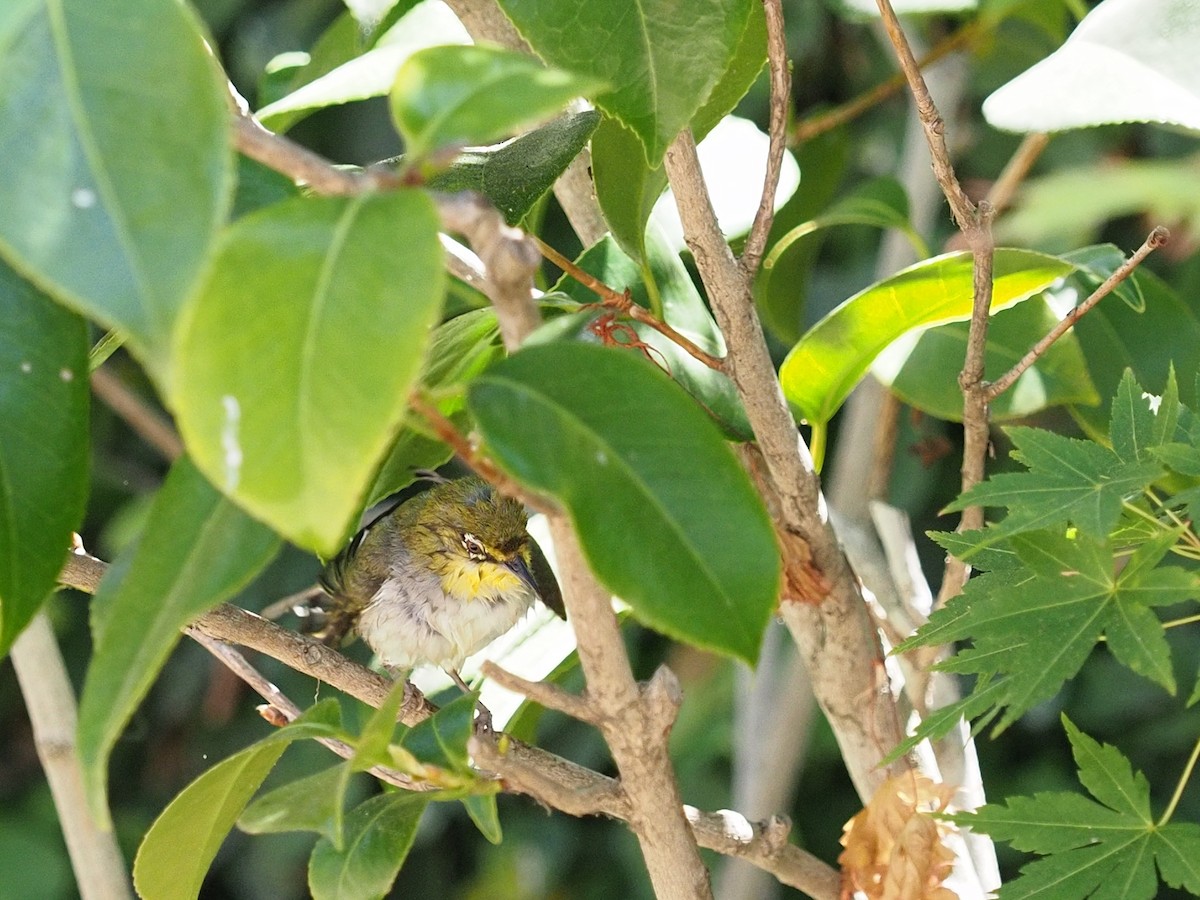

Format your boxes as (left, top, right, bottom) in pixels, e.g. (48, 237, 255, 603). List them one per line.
(172, 191, 445, 555)
(983, 0, 1200, 133)
(134, 702, 346, 899)
(499, 0, 752, 166)
(134, 740, 289, 900)
(878, 297, 1100, 422)
(550, 234, 750, 439)
(0, 0, 231, 366)
(389, 44, 603, 162)
(256, 0, 470, 131)
(590, 0, 765, 259)
(428, 111, 599, 225)
(352, 678, 412, 772)
(238, 764, 353, 849)
(79, 458, 281, 825)
(0, 262, 88, 657)
(780, 248, 1076, 425)
(469, 343, 779, 663)
(308, 793, 428, 900)
(1063, 244, 1145, 312)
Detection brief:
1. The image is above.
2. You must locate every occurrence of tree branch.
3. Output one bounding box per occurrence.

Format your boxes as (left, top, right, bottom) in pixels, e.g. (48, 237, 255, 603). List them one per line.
(665, 129, 910, 800)
(740, 0, 791, 278)
(90, 367, 183, 461)
(11, 612, 132, 900)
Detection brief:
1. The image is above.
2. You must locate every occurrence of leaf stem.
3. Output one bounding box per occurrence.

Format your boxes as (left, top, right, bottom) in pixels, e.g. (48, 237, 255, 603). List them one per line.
(1159, 732, 1200, 826)
(1161, 612, 1200, 631)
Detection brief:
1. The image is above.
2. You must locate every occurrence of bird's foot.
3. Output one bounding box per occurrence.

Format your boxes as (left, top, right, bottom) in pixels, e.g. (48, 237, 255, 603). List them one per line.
(448, 669, 494, 734)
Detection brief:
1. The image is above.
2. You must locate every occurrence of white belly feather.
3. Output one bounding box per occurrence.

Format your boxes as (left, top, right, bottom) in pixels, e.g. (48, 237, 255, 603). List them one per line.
(356, 564, 536, 672)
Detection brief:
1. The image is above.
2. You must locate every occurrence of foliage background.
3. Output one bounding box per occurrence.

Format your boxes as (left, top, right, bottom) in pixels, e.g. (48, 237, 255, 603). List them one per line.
(2, 0, 1199, 897)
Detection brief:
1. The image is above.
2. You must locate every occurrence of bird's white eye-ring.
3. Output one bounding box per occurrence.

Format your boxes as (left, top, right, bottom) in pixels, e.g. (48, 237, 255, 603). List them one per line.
(461, 533, 486, 560)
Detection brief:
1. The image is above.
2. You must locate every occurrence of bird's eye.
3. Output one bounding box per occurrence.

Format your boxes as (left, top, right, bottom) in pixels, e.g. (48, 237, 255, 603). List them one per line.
(461, 533, 486, 561)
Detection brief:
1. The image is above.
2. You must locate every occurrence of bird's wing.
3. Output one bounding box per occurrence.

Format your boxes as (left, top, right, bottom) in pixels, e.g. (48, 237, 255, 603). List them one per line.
(313, 524, 388, 646)
(529, 537, 566, 619)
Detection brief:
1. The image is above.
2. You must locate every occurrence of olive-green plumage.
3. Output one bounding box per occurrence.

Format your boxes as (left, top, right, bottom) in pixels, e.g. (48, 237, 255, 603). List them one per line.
(314, 477, 563, 678)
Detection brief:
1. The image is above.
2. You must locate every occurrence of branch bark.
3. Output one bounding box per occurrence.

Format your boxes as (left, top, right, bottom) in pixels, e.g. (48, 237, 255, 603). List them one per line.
(11, 612, 132, 900)
(665, 129, 909, 800)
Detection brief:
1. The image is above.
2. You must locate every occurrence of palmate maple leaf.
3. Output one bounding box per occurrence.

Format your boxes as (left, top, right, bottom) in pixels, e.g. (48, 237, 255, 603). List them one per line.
(957, 716, 1200, 899)
(943, 371, 1174, 549)
(899, 528, 1197, 735)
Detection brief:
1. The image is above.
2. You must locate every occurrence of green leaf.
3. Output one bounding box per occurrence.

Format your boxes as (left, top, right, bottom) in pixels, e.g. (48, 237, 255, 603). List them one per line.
(590, 1, 765, 259)
(1109, 368, 1180, 464)
(172, 191, 444, 556)
(78, 458, 281, 825)
(468, 343, 779, 663)
(133, 740, 289, 900)
(959, 716, 1200, 900)
(0, 261, 88, 657)
(944, 426, 1162, 541)
(427, 110, 600, 225)
(903, 529, 1194, 730)
(352, 678, 412, 772)
(983, 0, 1200, 133)
(256, 0, 470, 132)
(400, 692, 476, 774)
(461, 793, 502, 844)
(389, 44, 603, 162)
(549, 234, 751, 439)
(780, 249, 1075, 425)
(927, 529, 1020, 571)
(498, 0, 753, 166)
(880, 297, 1100, 423)
(308, 792, 428, 900)
(0, 0, 231, 367)
(238, 764, 354, 849)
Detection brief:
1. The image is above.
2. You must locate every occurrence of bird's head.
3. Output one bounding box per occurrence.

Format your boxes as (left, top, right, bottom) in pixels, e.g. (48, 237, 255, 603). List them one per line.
(407, 478, 539, 603)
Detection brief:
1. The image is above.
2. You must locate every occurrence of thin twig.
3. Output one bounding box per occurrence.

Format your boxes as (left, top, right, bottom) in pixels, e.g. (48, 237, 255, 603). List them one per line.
(792, 19, 981, 144)
(873, 0, 976, 231)
(532, 236, 725, 371)
(480, 661, 599, 724)
(406, 393, 555, 516)
(187, 629, 434, 792)
(986, 226, 1170, 401)
(986, 131, 1050, 214)
(740, 0, 791, 278)
(90, 368, 183, 461)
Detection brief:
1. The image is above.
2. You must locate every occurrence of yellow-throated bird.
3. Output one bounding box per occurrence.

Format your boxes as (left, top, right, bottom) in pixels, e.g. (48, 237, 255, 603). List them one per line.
(310, 476, 564, 694)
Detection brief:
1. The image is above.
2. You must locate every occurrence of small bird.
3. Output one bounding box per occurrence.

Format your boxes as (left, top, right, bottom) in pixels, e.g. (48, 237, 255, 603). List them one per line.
(309, 476, 564, 697)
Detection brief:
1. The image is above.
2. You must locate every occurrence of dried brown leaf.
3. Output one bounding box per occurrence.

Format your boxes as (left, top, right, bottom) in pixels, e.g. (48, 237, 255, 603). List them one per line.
(838, 773, 958, 900)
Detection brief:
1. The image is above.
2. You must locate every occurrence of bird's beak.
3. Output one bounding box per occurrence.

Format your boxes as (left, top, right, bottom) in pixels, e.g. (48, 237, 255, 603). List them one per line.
(504, 555, 540, 598)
